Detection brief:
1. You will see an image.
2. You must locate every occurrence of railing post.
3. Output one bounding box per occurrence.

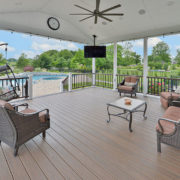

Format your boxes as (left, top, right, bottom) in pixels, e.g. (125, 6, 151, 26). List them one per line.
(60, 80, 64, 93)
(68, 73, 72, 92)
(143, 38, 148, 96)
(113, 42, 117, 90)
(28, 75, 33, 99)
(92, 58, 96, 86)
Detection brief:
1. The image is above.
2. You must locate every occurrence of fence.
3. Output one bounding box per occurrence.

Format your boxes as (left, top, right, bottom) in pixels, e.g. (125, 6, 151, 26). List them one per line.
(63, 73, 180, 96)
(72, 74, 92, 89)
(147, 76, 180, 96)
(0, 77, 29, 98)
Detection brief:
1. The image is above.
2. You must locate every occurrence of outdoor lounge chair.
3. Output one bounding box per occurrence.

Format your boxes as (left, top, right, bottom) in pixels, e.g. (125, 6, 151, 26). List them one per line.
(0, 100, 50, 156)
(160, 91, 180, 109)
(156, 100, 180, 152)
(118, 76, 139, 97)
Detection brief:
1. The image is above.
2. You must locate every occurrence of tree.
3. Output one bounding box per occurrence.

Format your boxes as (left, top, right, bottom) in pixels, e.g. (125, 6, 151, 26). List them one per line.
(38, 53, 52, 70)
(174, 49, 180, 65)
(0, 54, 7, 66)
(151, 41, 171, 63)
(59, 49, 73, 68)
(16, 53, 30, 68)
(55, 57, 67, 69)
(70, 49, 91, 69)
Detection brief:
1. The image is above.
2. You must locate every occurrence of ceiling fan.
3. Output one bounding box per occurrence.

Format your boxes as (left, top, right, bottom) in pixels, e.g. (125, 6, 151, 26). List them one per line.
(70, 0, 124, 24)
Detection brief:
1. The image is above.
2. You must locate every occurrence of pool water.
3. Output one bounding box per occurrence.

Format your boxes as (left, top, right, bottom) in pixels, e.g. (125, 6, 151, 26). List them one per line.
(32, 75, 67, 83)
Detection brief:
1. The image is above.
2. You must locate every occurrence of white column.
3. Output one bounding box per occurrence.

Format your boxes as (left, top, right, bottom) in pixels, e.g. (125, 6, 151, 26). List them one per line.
(59, 80, 64, 93)
(92, 58, 96, 86)
(113, 42, 117, 90)
(68, 73, 72, 92)
(28, 75, 33, 99)
(143, 38, 148, 96)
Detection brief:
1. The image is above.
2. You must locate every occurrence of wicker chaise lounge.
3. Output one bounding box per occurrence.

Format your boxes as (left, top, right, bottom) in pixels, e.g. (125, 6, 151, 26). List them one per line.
(156, 100, 180, 152)
(0, 100, 50, 156)
(160, 91, 180, 109)
(118, 76, 139, 97)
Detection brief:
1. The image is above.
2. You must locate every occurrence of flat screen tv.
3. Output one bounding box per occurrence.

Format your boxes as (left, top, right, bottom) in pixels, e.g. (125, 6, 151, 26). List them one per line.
(84, 46, 106, 58)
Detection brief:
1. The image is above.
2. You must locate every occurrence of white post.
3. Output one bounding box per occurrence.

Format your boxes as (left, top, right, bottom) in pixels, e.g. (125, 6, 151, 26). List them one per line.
(60, 80, 64, 93)
(28, 75, 33, 99)
(92, 58, 96, 86)
(68, 73, 72, 92)
(113, 42, 117, 90)
(143, 38, 148, 96)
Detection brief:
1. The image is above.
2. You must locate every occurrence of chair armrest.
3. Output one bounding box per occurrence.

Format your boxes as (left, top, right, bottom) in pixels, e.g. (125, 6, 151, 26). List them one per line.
(12, 103, 29, 111)
(118, 79, 125, 87)
(170, 100, 180, 107)
(158, 118, 180, 134)
(18, 108, 49, 117)
(132, 80, 139, 90)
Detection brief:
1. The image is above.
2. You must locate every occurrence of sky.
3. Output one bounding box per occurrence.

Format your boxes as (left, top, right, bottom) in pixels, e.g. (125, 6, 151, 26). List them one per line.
(0, 30, 180, 60)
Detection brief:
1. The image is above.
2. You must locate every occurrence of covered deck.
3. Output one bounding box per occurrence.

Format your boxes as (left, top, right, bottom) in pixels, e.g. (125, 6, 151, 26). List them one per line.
(0, 87, 179, 180)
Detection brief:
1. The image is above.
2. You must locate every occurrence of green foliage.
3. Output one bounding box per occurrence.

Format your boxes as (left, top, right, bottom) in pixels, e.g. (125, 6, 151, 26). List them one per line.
(16, 53, 30, 68)
(174, 49, 180, 65)
(0, 54, 7, 66)
(151, 41, 171, 63)
(10, 40, 176, 75)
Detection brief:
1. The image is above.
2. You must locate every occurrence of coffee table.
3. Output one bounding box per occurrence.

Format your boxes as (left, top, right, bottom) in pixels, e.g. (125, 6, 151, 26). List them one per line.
(107, 97, 147, 132)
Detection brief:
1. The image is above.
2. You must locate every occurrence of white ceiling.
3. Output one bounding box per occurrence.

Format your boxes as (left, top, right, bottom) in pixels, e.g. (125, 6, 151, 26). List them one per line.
(0, 0, 180, 45)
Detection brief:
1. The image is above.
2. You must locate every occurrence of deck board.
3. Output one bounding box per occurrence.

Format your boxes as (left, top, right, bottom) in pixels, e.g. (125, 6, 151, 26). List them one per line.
(1, 87, 180, 180)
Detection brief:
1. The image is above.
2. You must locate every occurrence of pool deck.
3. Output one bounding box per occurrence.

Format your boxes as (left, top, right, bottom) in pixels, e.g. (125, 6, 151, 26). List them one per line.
(0, 87, 180, 180)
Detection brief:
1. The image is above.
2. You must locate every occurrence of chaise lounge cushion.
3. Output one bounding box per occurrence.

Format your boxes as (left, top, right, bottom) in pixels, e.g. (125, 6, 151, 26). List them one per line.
(118, 86, 133, 91)
(160, 92, 180, 100)
(0, 99, 14, 111)
(20, 108, 49, 123)
(156, 106, 180, 134)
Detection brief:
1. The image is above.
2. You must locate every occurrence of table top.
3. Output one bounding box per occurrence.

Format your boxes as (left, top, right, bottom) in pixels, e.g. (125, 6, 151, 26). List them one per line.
(107, 97, 146, 112)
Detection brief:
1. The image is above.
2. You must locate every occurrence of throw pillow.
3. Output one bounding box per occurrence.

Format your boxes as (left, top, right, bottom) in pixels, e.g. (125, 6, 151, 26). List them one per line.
(124, 82, 136, 87)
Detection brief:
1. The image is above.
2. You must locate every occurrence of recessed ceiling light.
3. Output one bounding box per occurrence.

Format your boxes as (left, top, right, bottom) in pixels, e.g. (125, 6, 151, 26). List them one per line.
(167, 1, 175, 6)
(138, 9, 146, 15)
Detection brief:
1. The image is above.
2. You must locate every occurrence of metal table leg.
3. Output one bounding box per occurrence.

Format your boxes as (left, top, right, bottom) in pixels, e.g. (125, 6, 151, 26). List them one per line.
(143, 103, 147, 119)
(107, 105, 111, 123)
(129, 112, 133, 132)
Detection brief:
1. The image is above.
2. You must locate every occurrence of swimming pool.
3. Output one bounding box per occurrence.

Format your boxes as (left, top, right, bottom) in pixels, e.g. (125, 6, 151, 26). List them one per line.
(32, 74, 67, 82)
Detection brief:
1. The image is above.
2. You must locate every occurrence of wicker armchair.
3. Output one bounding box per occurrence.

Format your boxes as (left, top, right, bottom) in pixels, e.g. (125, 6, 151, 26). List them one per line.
(156, 102, 180, 152)
(118, 76, 139, 97)
(0, 100, 50, 156)
(160, 91, 180, 109)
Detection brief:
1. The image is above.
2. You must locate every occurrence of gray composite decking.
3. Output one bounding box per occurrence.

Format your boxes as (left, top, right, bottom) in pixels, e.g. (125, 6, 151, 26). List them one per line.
(0, 87, 180, 180)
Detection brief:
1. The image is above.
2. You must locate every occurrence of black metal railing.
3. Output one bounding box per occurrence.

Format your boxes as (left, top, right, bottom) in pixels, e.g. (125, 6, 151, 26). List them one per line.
(147, 76, 180, 96)
(95, 73, 113, 88)
(70, 73, 180, 96)
(72, 74, 92, 89)
(0, 77, 29, 98)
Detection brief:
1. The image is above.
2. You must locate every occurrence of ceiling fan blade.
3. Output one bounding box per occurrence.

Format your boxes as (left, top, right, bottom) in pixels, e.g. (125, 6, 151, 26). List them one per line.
(70, 13, 92, 15)
(80, 15, 94, 22)
(74, 4, 93, 13)
(95, 15, 98, 24)
(102, 13, 124, 16)
(99, 15, 112, 22)
(101, 4, 121, 14)
(96, 0, 100, 11)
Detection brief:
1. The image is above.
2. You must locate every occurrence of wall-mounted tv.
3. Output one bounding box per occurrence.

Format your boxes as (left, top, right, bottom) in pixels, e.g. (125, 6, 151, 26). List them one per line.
(84, 46, 106, 58)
